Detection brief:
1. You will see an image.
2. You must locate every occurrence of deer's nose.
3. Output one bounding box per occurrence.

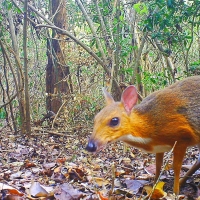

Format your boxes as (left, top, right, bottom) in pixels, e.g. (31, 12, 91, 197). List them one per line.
(86, 140, 97, 152)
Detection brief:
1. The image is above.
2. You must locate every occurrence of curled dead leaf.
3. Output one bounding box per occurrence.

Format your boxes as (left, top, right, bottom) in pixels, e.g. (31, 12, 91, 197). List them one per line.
(24, 162, 36, 168)
(97, 191, 109, 200)
(29, 182, 48, 197)
(56, 157, 67, 165)
(0, 183, 24, 197)
(143, 182, 167, 200)
(93, 177, 110, 187)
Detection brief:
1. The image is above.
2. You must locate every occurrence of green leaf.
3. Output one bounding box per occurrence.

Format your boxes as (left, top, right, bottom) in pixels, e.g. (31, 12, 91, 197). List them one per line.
(0, 109, 6, 119)
(133, 3, 141, 13)
(7, 1, 13, 10)
(133, 3, 148, 15)
(119, 15, 124, 22)
(167, 0, 174, 8)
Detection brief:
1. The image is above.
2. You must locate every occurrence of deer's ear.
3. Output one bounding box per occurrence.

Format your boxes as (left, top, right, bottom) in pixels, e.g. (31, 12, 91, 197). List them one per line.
(102, 88, 115, 105)
(121, 86, 138, 114)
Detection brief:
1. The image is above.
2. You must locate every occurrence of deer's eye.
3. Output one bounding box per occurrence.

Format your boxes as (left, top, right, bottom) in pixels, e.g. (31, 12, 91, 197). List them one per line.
(109, 117, 119, 127)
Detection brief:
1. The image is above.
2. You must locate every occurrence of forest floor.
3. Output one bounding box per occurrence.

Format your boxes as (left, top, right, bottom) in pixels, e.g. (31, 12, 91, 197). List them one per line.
(0, 125, 200, 200)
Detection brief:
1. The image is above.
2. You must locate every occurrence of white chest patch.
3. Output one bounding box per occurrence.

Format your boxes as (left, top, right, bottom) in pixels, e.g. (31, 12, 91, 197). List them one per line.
(152, 145, 172, 153)
(118, 134, 152, 144)
(117, 134, 172, 153)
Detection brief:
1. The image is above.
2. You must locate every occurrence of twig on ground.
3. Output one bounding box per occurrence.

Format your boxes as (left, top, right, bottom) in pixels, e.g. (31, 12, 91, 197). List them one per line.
(33, 127, 73, 137)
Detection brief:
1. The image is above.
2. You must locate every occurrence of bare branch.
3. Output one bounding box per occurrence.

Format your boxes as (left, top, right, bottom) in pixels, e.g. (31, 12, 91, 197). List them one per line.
(75, 0, 107, 62)
(36, 24, 111, 76)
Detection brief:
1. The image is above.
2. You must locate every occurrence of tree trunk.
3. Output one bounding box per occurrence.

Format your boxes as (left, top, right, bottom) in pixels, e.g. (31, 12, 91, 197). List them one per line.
(23, 0, 31, 135)
(46, 0, 70, 113)
(7, 9, 26, 134)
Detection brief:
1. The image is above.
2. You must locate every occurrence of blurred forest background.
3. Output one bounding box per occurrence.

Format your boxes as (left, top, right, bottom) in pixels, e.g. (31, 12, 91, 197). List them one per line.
(0, 0, 200, 134)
